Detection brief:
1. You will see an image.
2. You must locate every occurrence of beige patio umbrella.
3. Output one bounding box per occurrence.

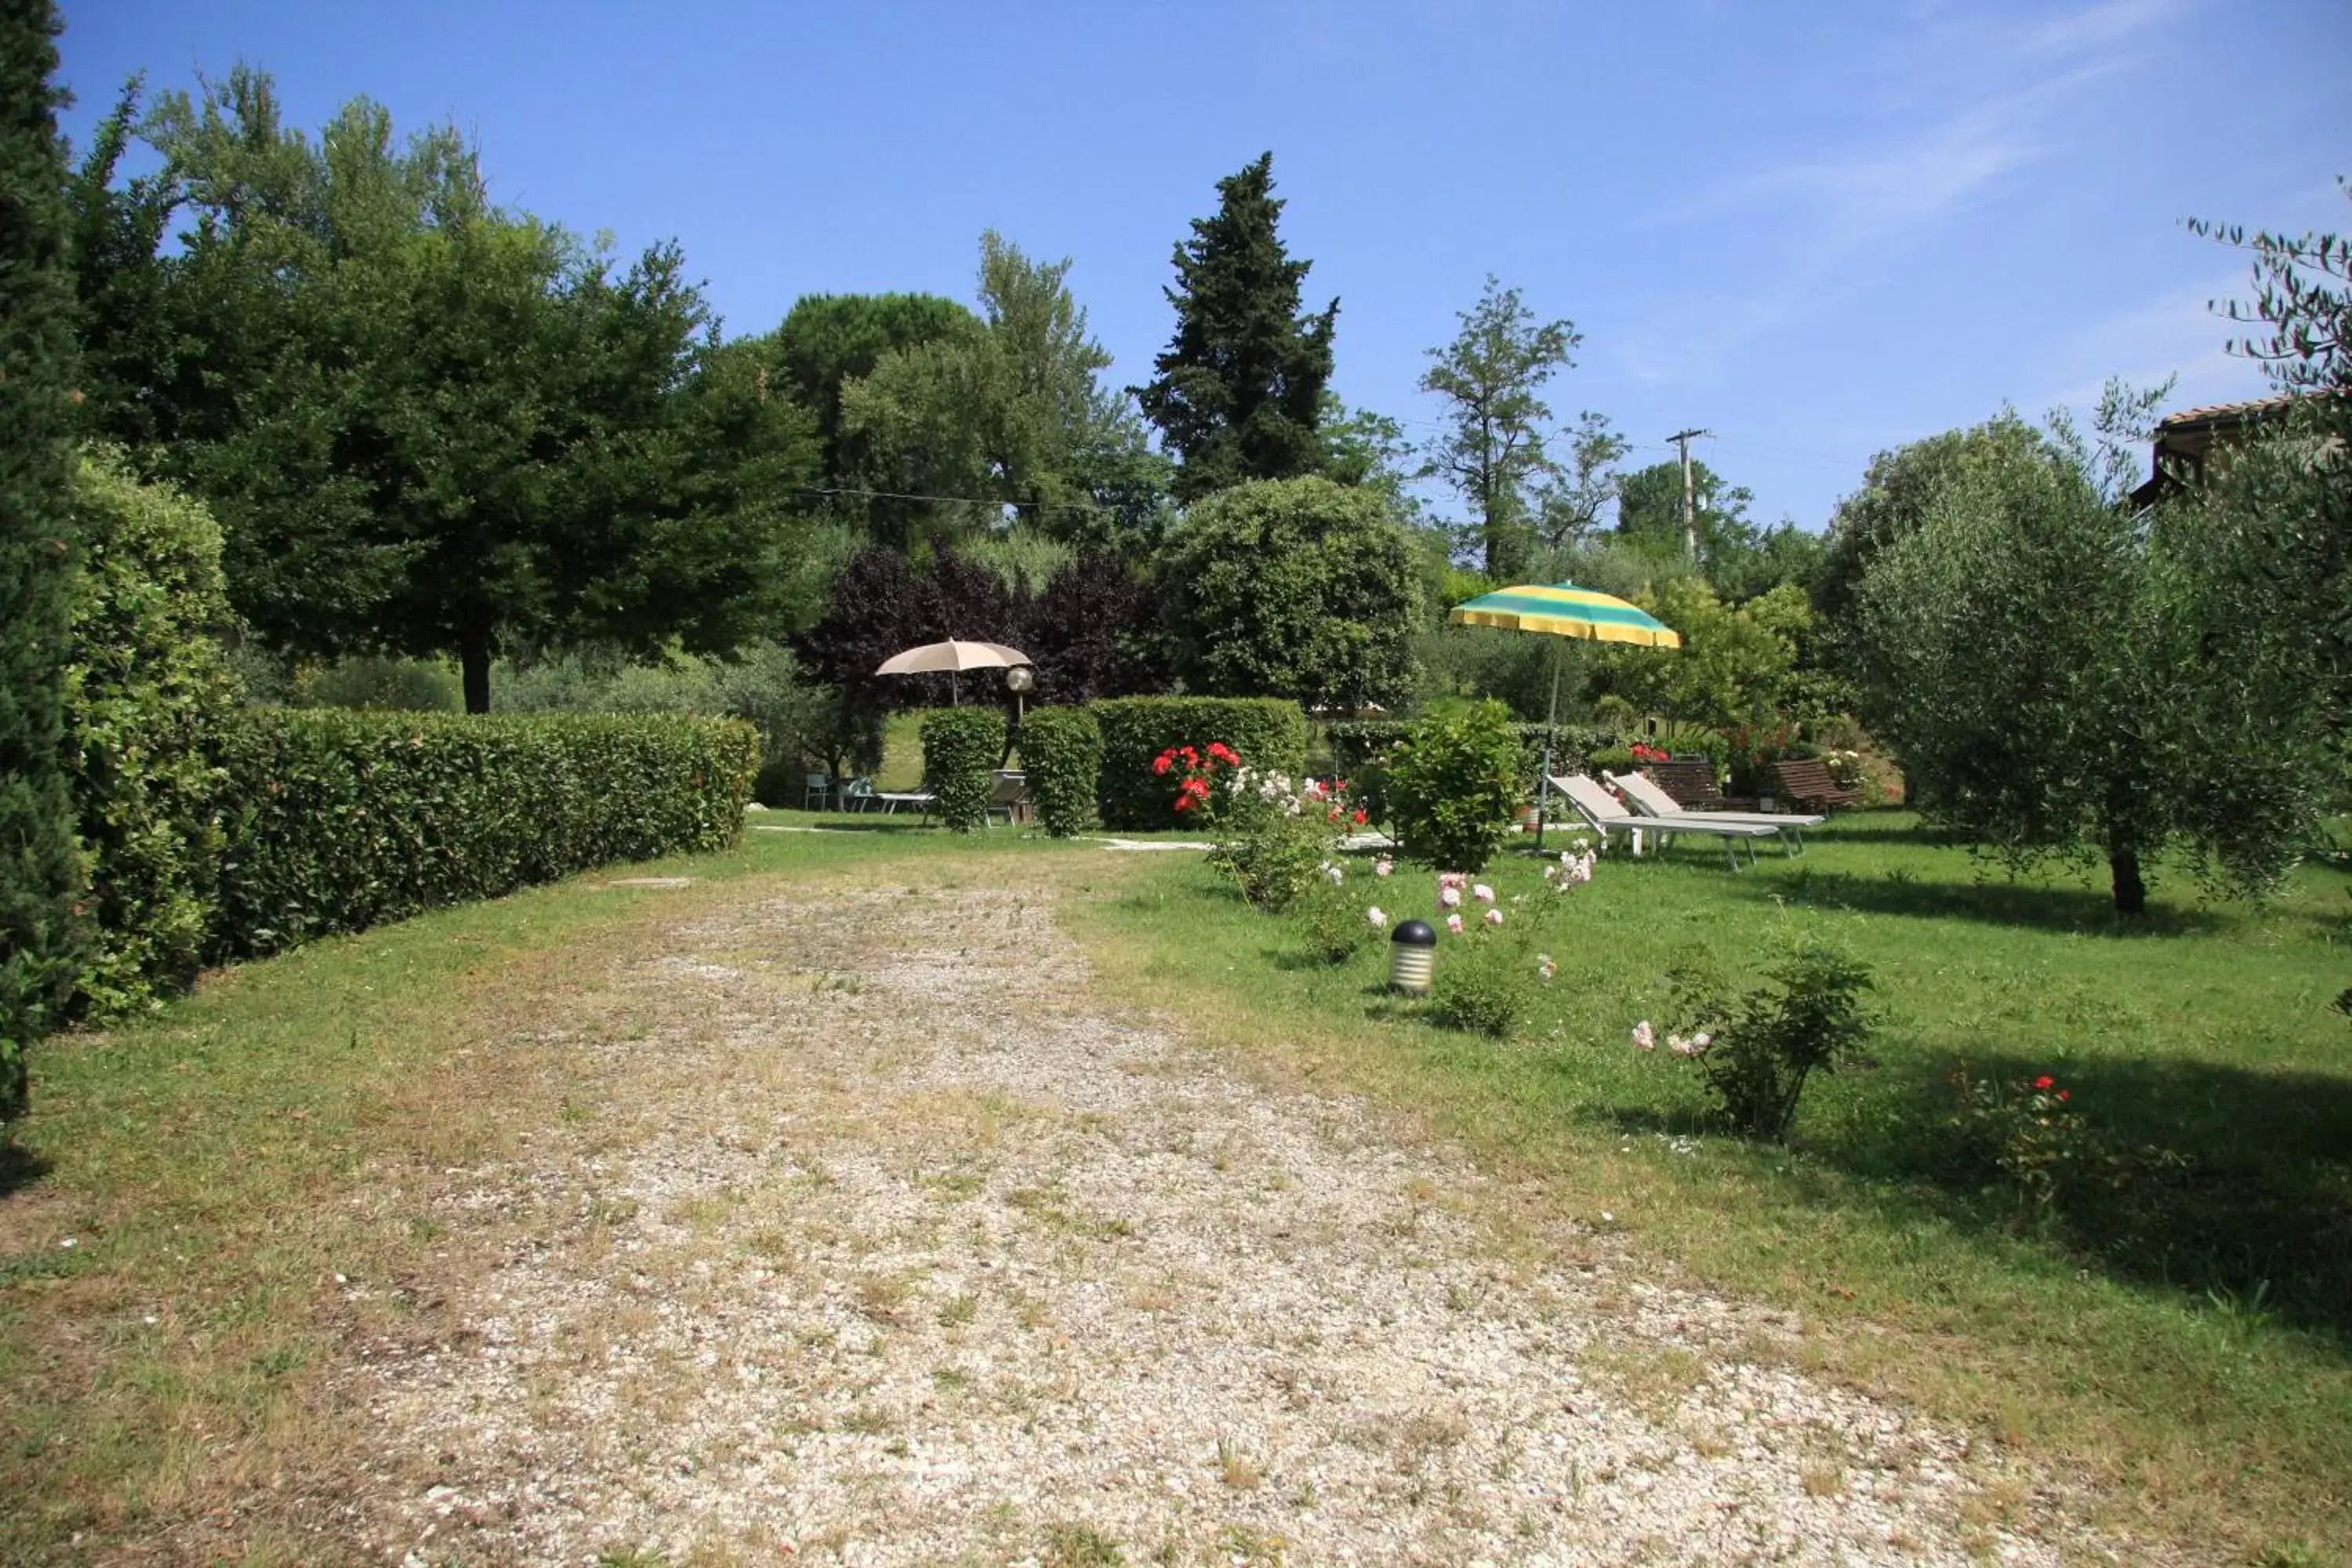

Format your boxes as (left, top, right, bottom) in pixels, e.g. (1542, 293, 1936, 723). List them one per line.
(874, 640, 1033, 705)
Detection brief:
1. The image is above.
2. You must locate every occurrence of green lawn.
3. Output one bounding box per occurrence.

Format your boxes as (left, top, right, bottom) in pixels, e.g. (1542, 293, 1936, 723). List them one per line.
(3, 808, 2347, 1560)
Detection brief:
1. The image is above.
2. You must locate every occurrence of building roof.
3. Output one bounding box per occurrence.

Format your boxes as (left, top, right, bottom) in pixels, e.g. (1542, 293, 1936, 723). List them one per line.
(2155, 388, 2346, 433)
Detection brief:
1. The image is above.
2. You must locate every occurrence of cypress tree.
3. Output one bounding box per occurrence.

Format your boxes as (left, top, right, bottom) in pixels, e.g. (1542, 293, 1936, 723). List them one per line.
(1137, 152, 1338, 503)
(0, 0, 83, 1131)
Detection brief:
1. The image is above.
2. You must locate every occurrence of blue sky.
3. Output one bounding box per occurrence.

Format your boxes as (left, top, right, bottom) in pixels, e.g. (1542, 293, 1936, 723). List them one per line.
(53, 0, 2352, 533)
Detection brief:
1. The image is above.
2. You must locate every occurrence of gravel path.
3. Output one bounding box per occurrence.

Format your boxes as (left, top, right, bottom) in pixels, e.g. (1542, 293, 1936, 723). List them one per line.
(347, 880, 2095, 1566)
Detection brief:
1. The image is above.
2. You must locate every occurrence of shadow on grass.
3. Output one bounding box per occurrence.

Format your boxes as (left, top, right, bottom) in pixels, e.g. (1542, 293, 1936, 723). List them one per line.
(785, 815, 941, 833)
(1734, 866, 2227, 936)
(0, 1142, 53, 1200)
(1642, 1050, 2352, 1345)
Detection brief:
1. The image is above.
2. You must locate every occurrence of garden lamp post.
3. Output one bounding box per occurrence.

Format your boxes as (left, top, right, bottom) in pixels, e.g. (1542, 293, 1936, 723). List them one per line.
(1002, 662, 1033, 767)
(1388, 919, 1437, 995)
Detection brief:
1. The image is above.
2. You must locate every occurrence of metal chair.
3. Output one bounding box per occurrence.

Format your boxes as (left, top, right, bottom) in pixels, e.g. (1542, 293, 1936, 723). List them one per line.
(801, 771, 833, 811)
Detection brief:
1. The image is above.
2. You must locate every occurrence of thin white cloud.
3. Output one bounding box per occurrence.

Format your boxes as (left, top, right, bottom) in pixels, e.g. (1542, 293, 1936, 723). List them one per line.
(1622, 1, 2180, 386)
(2031, 273, 2271, 417)
(2021, 0, 2180, 58)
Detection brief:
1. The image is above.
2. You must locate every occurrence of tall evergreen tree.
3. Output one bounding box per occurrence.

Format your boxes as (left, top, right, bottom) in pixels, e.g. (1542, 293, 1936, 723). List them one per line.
(0, 0, 83, 1130)
(1136, 152, 1337, 503)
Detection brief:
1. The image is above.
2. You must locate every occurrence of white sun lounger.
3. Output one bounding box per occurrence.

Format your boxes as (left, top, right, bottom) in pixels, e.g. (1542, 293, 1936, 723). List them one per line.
(1550, 774, 1782, 871)
(1604, 770, 1825, 852)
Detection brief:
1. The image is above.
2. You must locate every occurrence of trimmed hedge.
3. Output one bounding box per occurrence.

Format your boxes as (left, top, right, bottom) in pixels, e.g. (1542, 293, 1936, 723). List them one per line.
(1021, 706, 1101, 837)
(1093, 696, 1308, 830)
(214, 710, 757, 958)
(919, 708, 1005, 833)
(64, 452, 242, 1018)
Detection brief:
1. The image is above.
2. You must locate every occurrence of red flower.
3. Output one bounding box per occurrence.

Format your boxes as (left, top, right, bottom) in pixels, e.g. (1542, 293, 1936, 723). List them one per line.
(2056, 1090, 2071, 1102)
(1327, 808, 1342, 823)
(1152, 753, 1173, 775)
(2034, 1075, 2054, 1090)
(1173, 794, 1196, 811)
(1207, 742, 1238, 764)
(1181, 777, 1210, 799)
(1352, 808, 1368, 825)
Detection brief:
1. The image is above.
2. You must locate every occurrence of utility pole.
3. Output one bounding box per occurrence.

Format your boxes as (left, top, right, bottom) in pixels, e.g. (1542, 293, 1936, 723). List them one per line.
(1666, 427, 1712, 561)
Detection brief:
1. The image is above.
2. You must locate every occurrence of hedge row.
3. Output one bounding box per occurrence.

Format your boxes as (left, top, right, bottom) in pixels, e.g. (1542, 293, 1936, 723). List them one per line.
(216, 710, 758, 958)
(1093, 697, 1308, 829)
(1021, 706, 1101, 837)
(64, 450, 242, 1018)
(918, 708, 1005, 833)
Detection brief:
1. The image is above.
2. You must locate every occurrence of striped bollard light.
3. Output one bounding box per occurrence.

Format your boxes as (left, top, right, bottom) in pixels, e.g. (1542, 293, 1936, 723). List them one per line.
(1389, 919, 1437, 995)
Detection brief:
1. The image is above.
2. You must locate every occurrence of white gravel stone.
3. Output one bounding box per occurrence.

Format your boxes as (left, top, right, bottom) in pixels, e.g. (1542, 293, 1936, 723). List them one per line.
(341, 883, 2138, 1566)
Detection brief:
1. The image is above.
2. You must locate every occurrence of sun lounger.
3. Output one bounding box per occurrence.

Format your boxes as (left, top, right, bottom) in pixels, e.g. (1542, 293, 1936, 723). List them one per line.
(1772, 757, 1862, 811)
(1549, 773, 1782, 870)
(875, 786, 936, 818)
(1605, 770, 1825, 852)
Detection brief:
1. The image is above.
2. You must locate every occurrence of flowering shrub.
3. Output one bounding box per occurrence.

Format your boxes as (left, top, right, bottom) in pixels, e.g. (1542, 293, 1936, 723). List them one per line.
(1208, 765, 1359, 912)
(1947, 1067, 2089, 1220)
(1153, 741, 1240, 822)
(1635, 942, 1875, 1139)
(1821, 746, 1867, 792)
(1091, 696, 1308, 829)
(1942, 1066, 2181, 1226)
(1421, 846, 1596, 1038)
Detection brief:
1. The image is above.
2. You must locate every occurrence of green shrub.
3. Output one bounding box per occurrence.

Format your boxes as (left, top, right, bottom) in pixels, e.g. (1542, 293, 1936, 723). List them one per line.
(920, 708, 1006, 833)
(1298, 881, 1378, 964)
(1648, 942, 1875, 1140)
(1091, 696, 1307, 829)
(707, 642, 849, 808)
(63, 452, 243, 1018)
(1651, 720, 1729, 769)
(291, 655, 461, 713)
(213, 711, 756, 957)
(1329, 717, 1607, 824)
(1429, 931, 1533, 1038)
(1153, 477, 1421, 711)
(1385, 700, 1527, 873)
(1209, 811, 1331, 913)
(1021, 706, 1102, 837)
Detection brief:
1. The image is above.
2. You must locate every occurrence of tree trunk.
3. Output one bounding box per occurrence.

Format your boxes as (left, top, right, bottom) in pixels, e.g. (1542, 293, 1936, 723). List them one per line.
(2108, 847, 2147, 916)
(460, 626, 492, 715)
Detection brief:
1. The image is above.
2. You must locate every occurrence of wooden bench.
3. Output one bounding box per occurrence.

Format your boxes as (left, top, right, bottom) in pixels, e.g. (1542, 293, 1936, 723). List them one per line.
(1773, 757, 1862, 811)
(1646, 758, 1724, 810)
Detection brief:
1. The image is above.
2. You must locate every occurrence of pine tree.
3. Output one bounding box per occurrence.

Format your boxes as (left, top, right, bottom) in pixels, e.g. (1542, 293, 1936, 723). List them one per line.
(1137, 153, 1338, 503)
(0, 0, 84, 1131)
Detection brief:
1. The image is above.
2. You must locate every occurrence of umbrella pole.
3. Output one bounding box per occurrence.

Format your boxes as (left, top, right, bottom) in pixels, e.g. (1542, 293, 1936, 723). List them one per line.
(1537, 642, 1563, 851)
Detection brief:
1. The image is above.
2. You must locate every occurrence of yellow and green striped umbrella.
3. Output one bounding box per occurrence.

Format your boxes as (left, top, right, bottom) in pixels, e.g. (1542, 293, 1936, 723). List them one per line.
(1446, 582, 1681, 647)
(1447, 582, 1680, 847)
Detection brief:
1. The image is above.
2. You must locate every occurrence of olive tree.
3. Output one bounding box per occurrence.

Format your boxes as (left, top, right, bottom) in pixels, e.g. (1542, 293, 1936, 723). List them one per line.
(1848, 388, 2339, 913)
